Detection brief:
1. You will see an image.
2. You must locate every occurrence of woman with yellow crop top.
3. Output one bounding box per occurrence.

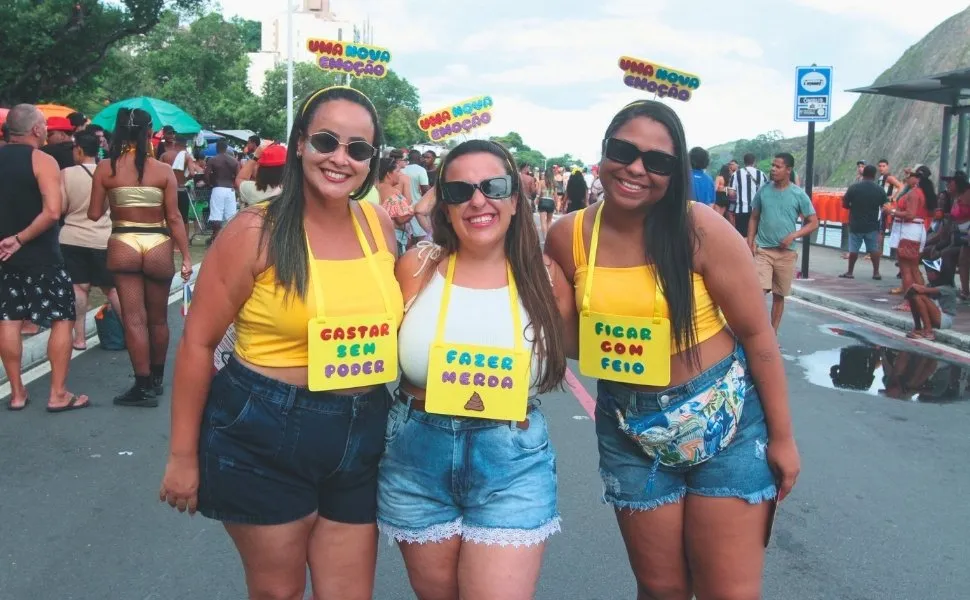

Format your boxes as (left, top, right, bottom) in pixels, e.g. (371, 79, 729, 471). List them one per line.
(88, 108, 193, 408)
(159, 87, 402, 600)
(546, 100, 800, 599)
(378, 140, 574, 600)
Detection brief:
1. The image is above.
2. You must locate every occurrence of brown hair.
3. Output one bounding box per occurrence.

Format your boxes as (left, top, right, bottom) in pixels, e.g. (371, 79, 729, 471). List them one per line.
(430, 140, 566, 393)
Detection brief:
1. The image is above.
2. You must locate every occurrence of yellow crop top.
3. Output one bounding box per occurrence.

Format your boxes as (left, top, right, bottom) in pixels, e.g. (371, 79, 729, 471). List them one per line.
(571, 205, 727, 351)
(234, 201, 404, 367)
(108, 186, 164, 208)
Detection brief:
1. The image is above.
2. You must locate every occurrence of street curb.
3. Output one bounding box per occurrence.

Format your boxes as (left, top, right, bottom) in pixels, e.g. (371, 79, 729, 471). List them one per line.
(0, 261, 202, 387)
(792, 283, 970, 352)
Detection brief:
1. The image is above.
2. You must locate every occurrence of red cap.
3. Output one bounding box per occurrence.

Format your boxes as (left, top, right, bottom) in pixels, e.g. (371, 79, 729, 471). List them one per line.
(258, 144, 287, 167)
(46, 116, 74, 132)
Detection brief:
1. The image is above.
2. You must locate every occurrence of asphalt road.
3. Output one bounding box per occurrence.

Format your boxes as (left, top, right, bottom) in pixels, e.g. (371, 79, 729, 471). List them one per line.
(1, 298, 967, 600)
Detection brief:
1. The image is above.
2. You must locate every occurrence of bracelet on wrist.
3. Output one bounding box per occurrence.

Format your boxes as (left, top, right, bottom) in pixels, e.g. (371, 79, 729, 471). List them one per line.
(14, 234, 23, 246)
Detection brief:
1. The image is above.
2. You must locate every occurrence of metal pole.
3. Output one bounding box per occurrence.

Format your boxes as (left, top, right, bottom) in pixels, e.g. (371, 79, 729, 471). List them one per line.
(940, 106, 953, 185)
(285, 0, 295, 137)
(801, 121, 815, 279)
(955, 112, 968, 173)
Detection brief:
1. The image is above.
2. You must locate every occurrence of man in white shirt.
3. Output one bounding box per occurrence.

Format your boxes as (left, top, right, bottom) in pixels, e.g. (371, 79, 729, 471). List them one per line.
(729, 153, 768, 237)
(402, 149, 432, 238)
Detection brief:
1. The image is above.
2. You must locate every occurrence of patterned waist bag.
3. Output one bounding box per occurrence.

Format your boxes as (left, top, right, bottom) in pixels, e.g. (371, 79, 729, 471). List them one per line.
(615, 359, 747, 479)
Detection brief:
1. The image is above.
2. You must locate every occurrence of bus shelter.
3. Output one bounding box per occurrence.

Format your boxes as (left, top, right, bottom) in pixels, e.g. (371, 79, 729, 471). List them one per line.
(849, 66, 970, 182)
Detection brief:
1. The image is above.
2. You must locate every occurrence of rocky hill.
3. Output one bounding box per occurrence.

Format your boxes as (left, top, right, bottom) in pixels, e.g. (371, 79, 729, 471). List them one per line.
(710, 6, 970, 187)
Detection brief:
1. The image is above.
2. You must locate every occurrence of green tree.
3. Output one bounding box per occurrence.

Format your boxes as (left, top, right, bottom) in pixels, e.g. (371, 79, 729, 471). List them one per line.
(489, 131, 546, 168)
(546, 154, 584, 169)
(65, 11, 256, 131)
(231, 17, 261, 53)
(0, 0, 205, 105)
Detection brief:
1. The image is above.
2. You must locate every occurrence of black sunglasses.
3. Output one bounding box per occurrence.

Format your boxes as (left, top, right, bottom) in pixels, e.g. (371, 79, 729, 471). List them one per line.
(603, 137, 678, 176)
(441, 175, 513, 205)
(307, 131, 376, 162)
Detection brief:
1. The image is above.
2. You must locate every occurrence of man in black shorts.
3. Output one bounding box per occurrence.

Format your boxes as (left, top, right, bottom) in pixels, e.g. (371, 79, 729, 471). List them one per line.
(60, 130, 122, 350)
(0, 104, 89, 412)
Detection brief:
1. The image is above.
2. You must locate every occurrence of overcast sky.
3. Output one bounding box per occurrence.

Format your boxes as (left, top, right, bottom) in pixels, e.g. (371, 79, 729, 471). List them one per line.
(224, 0, 970, 162)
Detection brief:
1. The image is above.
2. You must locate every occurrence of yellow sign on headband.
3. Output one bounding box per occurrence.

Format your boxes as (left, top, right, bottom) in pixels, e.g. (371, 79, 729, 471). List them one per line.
(301, 86, 377, 117)
(305, 211, 398, 391)
(424, 254, 531, 421)
(577, 205, 672, 386)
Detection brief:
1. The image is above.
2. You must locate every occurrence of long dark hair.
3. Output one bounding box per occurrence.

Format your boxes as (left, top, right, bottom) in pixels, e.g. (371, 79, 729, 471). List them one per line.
(602, 100, 698, 364)
(543, 165, 556, 195)
(255, 165, 283, 192)
(565, 171, 588, 210)
(430, 140, 566, 393)
(378, 156, 397, 182)
(110, 108, 153, 183)
(261, 86, 383, 299)
(913, 170, 937, 212)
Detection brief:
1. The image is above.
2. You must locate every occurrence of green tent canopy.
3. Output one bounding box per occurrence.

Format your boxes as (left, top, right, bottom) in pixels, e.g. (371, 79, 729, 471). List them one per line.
(92, 97, 202, 134)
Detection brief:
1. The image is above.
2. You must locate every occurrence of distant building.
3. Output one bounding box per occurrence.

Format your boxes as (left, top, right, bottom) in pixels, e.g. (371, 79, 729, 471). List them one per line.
(247, 0, 373, 95)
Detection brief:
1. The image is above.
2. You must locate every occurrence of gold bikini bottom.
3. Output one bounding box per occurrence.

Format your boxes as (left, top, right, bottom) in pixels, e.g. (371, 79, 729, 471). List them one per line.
(109, 220, 171, 254)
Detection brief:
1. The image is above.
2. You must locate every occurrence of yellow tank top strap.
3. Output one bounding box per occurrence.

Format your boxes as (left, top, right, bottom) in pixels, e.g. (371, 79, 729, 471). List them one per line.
(356, 200, 388, 254)
(571, 207, 589, 268)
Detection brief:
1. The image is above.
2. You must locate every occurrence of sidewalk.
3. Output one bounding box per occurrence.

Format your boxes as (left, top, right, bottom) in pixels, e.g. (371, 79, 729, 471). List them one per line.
(791, 244, 970, 351)
(0, 263, 201, 388)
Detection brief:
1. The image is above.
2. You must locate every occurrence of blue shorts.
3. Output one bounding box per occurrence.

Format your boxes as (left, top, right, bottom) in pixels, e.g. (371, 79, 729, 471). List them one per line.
(849, 230, 880, 254)
(198, 357, 391, 525)
(595, 345, 777, 511)
(377, 390, 561, 546)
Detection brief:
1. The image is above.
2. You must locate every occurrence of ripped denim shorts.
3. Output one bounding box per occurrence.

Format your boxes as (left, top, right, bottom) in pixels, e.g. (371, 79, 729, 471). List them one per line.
(595, 344, 777, 511)
(377, 389, 561, 546)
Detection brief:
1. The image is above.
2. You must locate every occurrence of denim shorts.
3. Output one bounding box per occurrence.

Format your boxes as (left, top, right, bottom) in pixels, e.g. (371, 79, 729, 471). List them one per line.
(595, 344, 777, 511)
(849, 230, 879, 254)
(377, 390, 561, 546)
(198, 357, 391, 525)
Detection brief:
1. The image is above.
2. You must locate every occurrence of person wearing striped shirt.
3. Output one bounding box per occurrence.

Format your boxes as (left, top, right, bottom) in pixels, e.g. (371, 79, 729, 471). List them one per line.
(729, 153, 768, 237)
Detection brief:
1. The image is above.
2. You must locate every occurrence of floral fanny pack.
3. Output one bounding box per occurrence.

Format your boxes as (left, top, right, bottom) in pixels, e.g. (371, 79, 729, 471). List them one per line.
(615, 359, 747, 469)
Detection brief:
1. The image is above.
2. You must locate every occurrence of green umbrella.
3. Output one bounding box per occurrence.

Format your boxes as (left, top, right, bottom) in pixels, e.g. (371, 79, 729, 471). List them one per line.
(92, 96, 202, 134)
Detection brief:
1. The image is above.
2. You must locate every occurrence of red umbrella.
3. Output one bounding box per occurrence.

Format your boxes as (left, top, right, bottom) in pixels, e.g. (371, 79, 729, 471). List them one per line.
(0, 108, 8, 127)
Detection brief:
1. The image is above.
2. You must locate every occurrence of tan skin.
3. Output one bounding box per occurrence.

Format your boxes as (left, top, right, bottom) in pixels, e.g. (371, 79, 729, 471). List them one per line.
(746, 158, 819, 334)
(159, 99, 397, 600)
(395, 153, 574, 600)
(893, 175, 928, 308)
(0, 114, 88, 410)
(88, 133, 192, 380)
(377, 162, 413, 227)
(545, 117, 799, 600)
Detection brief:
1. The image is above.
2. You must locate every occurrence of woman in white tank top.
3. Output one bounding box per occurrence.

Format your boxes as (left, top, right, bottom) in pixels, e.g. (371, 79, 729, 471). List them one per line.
(378, 140, 576, 599)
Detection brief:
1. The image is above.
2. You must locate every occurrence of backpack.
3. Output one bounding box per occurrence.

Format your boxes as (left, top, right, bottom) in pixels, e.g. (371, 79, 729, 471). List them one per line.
(95, 304, 126, 351)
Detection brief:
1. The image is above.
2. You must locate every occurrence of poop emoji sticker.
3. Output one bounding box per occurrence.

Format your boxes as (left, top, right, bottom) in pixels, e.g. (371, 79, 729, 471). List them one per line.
(464, 392, 485, 412)
(425, 255, 531, 421)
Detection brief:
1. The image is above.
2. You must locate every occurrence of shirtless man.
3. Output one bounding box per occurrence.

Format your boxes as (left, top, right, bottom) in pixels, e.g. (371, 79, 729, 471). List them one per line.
(160, 135, 201, 240)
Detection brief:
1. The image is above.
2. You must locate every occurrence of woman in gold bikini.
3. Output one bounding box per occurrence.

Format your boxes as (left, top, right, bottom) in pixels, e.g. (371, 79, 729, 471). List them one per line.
(89, 108, 192, 407)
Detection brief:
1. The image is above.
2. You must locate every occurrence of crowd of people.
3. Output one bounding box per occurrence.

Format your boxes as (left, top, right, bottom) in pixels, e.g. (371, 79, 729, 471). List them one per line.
(840, 160, 966, 339)
(135, 87, 801, 600)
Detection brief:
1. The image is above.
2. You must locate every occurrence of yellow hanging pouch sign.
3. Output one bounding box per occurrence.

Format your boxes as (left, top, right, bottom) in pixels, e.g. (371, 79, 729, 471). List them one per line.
(306, 211, 398, 391)
(578, 205, 671, 386)
(424, 254, 531, 421)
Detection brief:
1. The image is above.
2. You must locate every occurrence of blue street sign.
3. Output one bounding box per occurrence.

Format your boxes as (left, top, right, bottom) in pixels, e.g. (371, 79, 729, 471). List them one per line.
(794, 65, 833, 123)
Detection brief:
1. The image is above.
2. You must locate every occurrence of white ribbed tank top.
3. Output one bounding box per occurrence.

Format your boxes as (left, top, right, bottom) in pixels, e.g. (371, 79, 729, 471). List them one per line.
(398, 270, 543, 392)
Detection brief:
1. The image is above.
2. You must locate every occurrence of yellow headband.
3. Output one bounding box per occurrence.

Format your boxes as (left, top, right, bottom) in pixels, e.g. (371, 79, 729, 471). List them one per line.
(300, 85, 376, 117)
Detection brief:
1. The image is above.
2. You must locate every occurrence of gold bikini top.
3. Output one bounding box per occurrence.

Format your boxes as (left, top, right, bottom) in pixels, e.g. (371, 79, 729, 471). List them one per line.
(108, 186, 164, 208)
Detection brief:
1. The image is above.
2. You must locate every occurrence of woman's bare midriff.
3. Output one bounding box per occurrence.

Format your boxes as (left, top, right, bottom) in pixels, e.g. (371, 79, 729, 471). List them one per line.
(620, 327, 738, 393)
(399, 378, 426, 401)
(111, 205, 167, 224)
(235, 355, 379, 396)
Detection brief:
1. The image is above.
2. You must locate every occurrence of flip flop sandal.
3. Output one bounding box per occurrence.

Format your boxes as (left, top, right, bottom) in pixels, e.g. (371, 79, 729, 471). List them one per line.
(838, 273, 855, 279)
(890, 287, 903, 295)
(6, 395, 29, 411)
(906, 331, 924, 339)
(872, 275, 883, 280)
(46, 395, 90, 413)
(72, 343, 87, 351)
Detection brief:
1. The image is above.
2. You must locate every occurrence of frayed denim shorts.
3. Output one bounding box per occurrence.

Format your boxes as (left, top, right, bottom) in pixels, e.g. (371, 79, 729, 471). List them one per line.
(595, 344, 777, 511)
(377, 389, 561, 547)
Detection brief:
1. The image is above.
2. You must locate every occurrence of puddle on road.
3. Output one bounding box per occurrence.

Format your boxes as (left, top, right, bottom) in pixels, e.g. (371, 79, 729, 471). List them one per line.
(798, 326, 970, 403)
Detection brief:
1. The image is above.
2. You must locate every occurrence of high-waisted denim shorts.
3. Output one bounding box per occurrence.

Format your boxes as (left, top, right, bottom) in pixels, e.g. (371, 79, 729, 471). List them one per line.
(595, 344, 777, 511)
(377, 389, 561, 546)
(198, 357, 391, 525)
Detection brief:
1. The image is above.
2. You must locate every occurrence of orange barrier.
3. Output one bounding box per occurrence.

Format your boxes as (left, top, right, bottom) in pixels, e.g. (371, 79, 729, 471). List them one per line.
(811, 191, 848, 224)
